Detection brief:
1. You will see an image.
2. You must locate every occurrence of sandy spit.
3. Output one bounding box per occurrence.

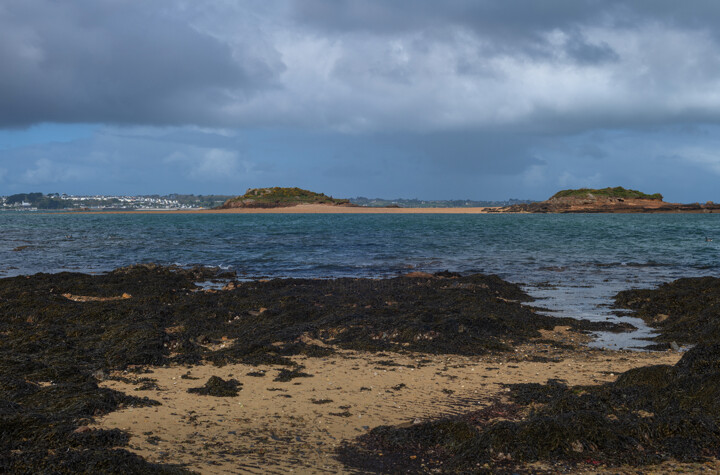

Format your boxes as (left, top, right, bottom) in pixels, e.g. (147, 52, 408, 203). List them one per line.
(48, 204, 501, 215)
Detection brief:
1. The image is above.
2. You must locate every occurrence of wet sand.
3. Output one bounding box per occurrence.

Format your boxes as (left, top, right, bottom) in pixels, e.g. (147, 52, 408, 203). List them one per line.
(95, 329, 683, 474)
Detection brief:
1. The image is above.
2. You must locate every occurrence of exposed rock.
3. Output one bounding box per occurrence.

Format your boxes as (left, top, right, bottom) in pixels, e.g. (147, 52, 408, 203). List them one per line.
(502, 187, 720, 213)
(187, 376, 242, 397)
(216, 187, 355, 209)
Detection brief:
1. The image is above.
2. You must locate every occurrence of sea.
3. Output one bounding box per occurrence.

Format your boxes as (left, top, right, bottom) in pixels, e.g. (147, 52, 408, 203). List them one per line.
(2, 211, 719, 350)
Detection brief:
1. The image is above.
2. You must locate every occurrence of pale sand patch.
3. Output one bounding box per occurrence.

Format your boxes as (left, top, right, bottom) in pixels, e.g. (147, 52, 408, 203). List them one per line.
(95, 338, 681, 474)
(62, 292, 132, 302)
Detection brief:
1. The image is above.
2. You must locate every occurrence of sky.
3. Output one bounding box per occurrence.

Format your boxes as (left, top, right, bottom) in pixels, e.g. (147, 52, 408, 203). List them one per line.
(1, 1, 720, 201)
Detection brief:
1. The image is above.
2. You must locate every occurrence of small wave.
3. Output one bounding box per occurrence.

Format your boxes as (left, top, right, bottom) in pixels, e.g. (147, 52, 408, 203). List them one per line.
(594, 261, 669, 268)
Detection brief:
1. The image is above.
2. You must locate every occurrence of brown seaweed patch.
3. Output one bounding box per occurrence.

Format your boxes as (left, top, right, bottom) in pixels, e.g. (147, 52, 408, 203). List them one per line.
(311, 398, 333, 404)
(187, 376, 242, 397)
(274, 367, 313, 382)
(339, 344, 720, 472)
(615, 276, 720, 346)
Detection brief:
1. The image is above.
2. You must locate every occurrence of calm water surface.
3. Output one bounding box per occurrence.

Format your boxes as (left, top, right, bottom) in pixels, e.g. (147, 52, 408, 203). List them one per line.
(2, 212, 719, 349)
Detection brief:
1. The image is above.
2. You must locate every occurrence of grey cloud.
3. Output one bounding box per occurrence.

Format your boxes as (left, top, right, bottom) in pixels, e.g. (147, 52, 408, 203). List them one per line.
(563, 31, 619, 64)
(3, 0, 720, 136)
(291, 1, 720, 62)
(292, 0, 609, 61)
(0, 0, 283, 128)
(292, 1, 720, 35)
(292, 0, 602, 36)
(379, 131, 543, 175)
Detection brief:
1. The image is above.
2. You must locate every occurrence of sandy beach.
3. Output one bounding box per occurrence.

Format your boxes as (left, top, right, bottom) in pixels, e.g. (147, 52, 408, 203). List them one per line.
(95, 335, 683, 474)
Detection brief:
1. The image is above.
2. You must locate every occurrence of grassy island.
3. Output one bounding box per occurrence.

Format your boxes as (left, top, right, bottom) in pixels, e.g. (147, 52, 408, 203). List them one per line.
(217, 187, 352, 209)
(551, 187, 663, 201)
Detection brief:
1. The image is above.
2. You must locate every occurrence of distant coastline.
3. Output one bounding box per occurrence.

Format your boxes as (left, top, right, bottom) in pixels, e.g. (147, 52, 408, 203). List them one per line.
(10, 186, 720, 214)
(44, 203, 719, 215)
(46, 204, 502, 214)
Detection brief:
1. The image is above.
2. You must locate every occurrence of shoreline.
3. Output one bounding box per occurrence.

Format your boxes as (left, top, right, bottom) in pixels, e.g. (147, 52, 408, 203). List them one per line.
(34, 202, 719, 214)
(44, 204, 500, 214)
(3, 265, 720, 473)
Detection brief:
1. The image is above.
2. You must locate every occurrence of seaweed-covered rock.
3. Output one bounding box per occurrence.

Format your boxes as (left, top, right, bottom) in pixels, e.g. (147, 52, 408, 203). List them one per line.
(0, 264, 623, 472)
(340, 278, 720, 473)
(615, 276, 720, 346)
(187, 376, 241, 397)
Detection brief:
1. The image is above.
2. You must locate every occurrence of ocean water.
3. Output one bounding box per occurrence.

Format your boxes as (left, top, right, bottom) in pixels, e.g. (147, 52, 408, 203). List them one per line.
(2, 212, 719, 349)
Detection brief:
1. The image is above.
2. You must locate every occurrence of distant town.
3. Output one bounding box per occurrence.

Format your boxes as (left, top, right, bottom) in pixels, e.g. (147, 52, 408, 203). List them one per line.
(0, 192, 535, 211)
(0, 193, 233, 210)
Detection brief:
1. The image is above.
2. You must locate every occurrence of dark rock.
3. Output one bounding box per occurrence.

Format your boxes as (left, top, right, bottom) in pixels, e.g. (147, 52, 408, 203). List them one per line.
(274, 367, 313, 382)
(187, 376, 241, 397)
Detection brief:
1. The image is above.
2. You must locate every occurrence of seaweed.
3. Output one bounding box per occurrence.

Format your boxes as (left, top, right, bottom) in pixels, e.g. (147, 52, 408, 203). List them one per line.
(329, 410, 352, 418)
(615, 276, 720, 346)
(187, 376, 242, 397)
(274, 367, 313, 382)
(0, 264, 627, 472)
(341, 344, 720, 471)
(339, 277, 720, 472)
(311, 398, 333, 404)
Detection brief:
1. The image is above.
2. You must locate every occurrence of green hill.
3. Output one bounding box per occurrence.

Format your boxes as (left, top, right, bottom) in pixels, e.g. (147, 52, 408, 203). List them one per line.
(217, 187, 353, 209)
(550, 187, 663, 201)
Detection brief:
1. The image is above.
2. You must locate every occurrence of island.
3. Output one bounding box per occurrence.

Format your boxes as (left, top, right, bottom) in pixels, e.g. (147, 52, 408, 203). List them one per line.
(215, 187, 356, 209)
(24, 186, 720, 215)
(500, 186, 720, 213)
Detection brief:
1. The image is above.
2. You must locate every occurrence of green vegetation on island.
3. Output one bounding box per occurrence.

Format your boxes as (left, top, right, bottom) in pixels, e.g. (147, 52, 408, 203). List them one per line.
(4, 192, 72, 209)
(551, 187, 663, 201)
(218, 187, 352, 209)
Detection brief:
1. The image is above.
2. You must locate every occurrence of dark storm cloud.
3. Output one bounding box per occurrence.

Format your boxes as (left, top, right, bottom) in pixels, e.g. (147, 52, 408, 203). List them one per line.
(292, 1, 720, 36)
(293, 0, 604, 35)
(292, 0, 720, 61)
(4, 0, 720, 133)
(0, 0, 283, 128)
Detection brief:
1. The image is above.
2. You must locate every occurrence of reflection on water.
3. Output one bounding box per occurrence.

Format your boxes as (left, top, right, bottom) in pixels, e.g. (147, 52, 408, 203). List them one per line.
(524, 283, 657, 350)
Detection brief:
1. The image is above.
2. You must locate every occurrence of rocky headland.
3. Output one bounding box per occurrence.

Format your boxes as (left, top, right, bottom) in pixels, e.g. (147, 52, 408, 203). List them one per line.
(216, 187, 356, 209)
(501, 187, 720, 213)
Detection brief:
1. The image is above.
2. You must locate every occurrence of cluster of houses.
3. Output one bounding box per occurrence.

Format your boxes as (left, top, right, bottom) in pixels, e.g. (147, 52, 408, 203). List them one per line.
(0, 194, 199, 210)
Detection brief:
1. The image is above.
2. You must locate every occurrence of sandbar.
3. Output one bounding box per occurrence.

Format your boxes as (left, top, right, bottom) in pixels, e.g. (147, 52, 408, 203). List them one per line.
(48, 204, 501, 214)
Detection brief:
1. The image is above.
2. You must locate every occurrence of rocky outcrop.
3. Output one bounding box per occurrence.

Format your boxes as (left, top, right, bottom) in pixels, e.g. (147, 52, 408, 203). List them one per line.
(502, 189, 720, 213)
(216, 187, 356, 209)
